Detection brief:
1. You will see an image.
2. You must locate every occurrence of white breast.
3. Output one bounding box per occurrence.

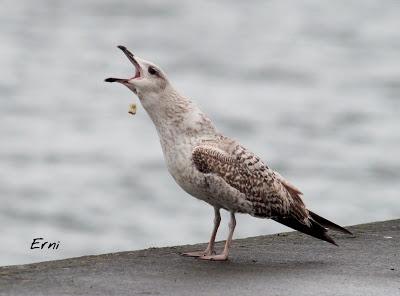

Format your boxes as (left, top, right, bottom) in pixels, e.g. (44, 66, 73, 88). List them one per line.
(160, 134, 219, 205)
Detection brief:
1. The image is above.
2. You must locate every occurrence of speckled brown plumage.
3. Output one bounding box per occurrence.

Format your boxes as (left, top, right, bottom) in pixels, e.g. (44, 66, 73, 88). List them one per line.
(192, 137, 309, 224)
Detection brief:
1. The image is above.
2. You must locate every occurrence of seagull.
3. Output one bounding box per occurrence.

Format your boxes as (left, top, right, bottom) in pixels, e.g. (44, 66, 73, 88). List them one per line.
(105, 46, 352, 261)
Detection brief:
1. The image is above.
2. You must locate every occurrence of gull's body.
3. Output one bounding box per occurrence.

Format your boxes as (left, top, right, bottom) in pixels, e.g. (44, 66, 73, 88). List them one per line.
(106, 46, 352, 260)
(149, 95, 252, 214)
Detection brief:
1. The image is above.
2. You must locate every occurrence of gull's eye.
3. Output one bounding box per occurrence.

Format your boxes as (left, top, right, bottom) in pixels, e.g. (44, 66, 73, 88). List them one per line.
(148, 66, 157, 75)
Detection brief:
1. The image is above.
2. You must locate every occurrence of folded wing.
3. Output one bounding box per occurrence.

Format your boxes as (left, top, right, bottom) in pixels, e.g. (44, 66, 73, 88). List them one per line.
(192, 138, 345, 245)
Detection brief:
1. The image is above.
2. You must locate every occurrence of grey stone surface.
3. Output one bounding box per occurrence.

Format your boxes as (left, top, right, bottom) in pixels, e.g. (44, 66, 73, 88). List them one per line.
(0, 220, 399, 296)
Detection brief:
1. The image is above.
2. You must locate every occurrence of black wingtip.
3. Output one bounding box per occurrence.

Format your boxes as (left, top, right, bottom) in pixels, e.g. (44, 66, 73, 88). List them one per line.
(105, 78, 116, 82)
(117, 45, 126, 50)
(324, 234, 339, 247)
(308, 211, 353, 235)
(273, 216, 339, 246)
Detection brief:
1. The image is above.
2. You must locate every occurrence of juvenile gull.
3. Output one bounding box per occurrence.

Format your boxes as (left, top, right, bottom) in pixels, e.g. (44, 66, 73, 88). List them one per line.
(105, 46, 352, 261)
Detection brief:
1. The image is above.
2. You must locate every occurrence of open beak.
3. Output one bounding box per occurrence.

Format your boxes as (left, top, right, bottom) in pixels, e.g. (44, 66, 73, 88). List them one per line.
(105, 45, 141, 84)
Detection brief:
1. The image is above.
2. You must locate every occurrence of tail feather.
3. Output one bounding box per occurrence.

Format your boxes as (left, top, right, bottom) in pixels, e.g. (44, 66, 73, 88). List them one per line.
(273, 216, 338, 246)
(308, 211, 353, 235)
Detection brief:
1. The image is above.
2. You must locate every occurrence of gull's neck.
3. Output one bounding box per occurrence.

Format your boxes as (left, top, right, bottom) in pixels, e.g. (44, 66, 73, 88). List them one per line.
(139, 85, 217, 143)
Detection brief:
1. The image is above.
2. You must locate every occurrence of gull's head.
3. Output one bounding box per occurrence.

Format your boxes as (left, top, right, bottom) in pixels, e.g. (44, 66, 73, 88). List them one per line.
(105, 46, 169, 99)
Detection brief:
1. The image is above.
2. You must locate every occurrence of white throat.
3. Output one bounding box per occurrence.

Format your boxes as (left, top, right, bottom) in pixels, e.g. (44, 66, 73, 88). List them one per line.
(138, 85, 217, 147)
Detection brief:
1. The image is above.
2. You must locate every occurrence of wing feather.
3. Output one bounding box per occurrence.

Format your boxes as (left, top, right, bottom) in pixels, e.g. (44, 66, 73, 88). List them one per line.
(192, 136, 350, 245)
(191, 136, 351, 245)
(191, 140, 309, 223)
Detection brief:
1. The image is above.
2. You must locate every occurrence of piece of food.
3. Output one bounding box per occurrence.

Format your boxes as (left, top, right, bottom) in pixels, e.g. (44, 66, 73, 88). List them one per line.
(128, 103, 137, 115)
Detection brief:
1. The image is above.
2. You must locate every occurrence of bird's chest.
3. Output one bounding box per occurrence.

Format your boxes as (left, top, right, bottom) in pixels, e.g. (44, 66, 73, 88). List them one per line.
(161, 137, 214, 202)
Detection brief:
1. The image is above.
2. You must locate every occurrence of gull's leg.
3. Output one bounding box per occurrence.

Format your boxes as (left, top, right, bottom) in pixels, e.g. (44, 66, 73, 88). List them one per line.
(182, 207, 221, 257)
(200, 212, 236, 261)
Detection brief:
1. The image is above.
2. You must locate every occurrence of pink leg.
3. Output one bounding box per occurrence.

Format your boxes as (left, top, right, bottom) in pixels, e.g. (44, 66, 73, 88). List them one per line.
(182, 207, 221, 257)
(200, 212, 236, 261)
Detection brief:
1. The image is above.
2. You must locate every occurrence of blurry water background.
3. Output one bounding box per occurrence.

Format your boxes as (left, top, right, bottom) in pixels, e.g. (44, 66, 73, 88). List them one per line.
(1, 0, 399, 266)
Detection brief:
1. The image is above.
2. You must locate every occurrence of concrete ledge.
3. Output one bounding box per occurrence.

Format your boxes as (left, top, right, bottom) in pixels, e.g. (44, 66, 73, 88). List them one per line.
(0, 219, 399, 296)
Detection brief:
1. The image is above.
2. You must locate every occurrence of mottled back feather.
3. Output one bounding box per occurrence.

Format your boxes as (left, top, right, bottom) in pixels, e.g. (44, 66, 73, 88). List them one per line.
(192, 136, 311, 225)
